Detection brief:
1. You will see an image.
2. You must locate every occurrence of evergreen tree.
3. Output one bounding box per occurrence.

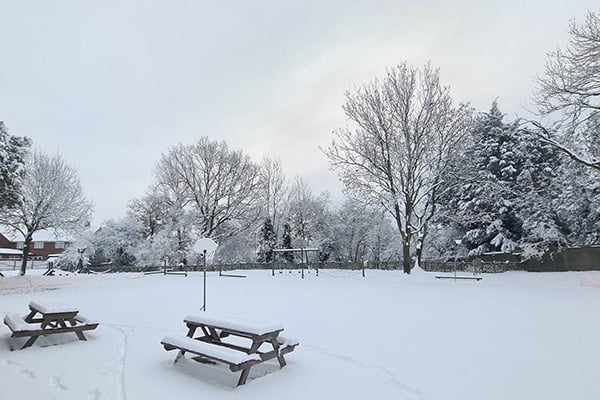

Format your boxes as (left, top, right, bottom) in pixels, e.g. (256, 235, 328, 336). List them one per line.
(0, 122, 31, 211)
(513, 128, 570, 256)
(257, 217, 276, 263)
(449, 102, 523, 255)
(439, 101, 568, 257)
(555, 165, 600, 246)
(280, 222, 294, 263)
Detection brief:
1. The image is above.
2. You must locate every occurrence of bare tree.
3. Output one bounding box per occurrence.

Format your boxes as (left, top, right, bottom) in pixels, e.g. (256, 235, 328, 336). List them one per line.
(128, 189, 169, 238)
(329, 198, 396, 263)
(0, 150, 92, 275)
(324, 62, 473, 273)
(285, 176, 329, 248)
(531, 10, 600, 171)
(259, 156, 287, 234)
(154, 138, 262, 240)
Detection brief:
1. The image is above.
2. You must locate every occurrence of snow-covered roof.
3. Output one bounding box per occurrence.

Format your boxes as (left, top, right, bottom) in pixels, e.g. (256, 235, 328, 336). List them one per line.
(3, 229, 73, 242)
(0, 248, 22, 255)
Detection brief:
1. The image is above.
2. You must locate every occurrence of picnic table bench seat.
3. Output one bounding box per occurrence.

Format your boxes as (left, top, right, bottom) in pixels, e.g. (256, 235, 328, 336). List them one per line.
(162, 335, 261, 366)
(4, 314, 39, 334)
(277, 335, 299, 356)
(161, 335, 263, 386)
(435, 275, 483, 281)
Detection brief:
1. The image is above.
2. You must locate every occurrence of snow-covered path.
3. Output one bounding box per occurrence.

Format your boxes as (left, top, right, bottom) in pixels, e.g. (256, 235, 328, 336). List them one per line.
(1, 268, 599, 399)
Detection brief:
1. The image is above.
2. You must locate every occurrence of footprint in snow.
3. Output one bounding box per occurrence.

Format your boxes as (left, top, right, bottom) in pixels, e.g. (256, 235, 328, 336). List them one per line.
(51, 375, 68, 390)
(20, 369, 36, 379)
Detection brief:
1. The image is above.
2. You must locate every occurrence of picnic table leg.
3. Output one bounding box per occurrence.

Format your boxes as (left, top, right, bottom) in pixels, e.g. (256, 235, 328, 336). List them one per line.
(270, 338, 286, 367)
(66, 318, 88, 341)
(174, 350, 185, 364)
(237, 367, 251, 386)
(22, 335, 40, 349)
(185, 325, 198, 338)
(24, 310, 37, 323)
(208, 327, 221, 342)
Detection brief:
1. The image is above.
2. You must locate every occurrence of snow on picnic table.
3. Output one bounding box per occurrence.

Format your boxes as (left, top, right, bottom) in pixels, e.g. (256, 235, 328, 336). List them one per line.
(0, 268, 599, 400)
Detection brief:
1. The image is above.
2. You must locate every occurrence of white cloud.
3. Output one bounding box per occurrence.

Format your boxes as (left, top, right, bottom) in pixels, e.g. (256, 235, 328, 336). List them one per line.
(1, 0, 597, 221)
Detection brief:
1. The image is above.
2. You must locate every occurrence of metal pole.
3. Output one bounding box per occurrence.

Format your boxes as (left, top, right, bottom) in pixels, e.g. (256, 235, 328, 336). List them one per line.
(301, 248, 304, 279)
(454, 254, 457, 282)
(203, 249, 207, 311)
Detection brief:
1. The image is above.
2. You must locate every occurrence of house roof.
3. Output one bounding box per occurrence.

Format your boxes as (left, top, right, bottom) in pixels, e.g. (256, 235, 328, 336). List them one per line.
(3, 229, 73, 242)
(0, 248, 24, 255)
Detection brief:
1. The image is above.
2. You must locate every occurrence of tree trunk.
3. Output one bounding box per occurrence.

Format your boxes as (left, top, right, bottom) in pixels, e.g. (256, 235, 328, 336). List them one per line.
(20, 238, 32, 276)
(415, 246, 423, 270)
(402, 239, 411, 274)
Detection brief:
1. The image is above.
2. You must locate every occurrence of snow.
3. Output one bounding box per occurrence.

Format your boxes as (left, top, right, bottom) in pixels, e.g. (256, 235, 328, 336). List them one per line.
(1, 268, 599, 399)
(29, 300, 79, 314)
(0, 248, 22, 255)
(185, 313, 283, 336)
(161, 335, 261, 365)
(3, 314, 36, 332)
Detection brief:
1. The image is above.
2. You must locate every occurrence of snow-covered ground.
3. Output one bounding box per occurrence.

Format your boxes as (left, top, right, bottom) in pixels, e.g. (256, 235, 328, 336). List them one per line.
(1, 268, 599, 400)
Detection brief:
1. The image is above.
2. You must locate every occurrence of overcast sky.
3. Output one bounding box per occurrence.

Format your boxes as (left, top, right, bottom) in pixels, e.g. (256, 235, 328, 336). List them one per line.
(1, 1, 597, 223)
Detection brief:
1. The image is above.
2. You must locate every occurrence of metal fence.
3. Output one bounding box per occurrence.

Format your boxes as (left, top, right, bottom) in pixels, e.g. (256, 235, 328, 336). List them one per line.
(0, 259, 45, 271)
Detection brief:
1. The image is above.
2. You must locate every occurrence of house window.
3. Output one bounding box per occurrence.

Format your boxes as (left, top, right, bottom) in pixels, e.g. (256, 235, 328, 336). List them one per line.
(55, 241, 65, 249)
(33, 241, 44, 249)
(16, 242, 24, 249)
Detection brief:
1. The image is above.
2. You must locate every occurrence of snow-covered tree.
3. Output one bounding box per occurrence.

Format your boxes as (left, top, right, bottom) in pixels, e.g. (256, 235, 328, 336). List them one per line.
(326, 198, 390, 262)
(285, 176, 330, 251)
(437, 102, 568, 258)
(134, 228, 181, 267)
(0, 150, 92, 274)
(443, 102, 523, 255)
(128, 189, 170, 238)
(279, 222, 294, 263)
(256, 217, 276, 263)
(214, 233, 255, 264)
(554, 165, 600, 246)
(89, 218, 144, 267)
(154, 138, 262, 239)
(259, 156, 287, 235)
(62, 218, 145, 269)
(530, 10, 600, 172)
(0, 122, 31, 211)
(325, 62, 474, 273)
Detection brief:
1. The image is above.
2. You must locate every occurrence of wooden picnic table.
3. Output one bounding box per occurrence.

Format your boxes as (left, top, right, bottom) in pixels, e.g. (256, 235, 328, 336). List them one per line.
(161, 313, 298, 386)
(3, 301, 99, 350)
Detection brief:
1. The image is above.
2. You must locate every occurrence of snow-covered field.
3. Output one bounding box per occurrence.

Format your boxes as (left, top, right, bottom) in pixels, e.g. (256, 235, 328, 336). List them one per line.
(1, 268, 599, 400)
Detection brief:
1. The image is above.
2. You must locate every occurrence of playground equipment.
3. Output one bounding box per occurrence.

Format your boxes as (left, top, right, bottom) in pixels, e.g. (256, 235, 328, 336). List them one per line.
(144, 259, 188, 277)
(271, 248, 319, 279)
